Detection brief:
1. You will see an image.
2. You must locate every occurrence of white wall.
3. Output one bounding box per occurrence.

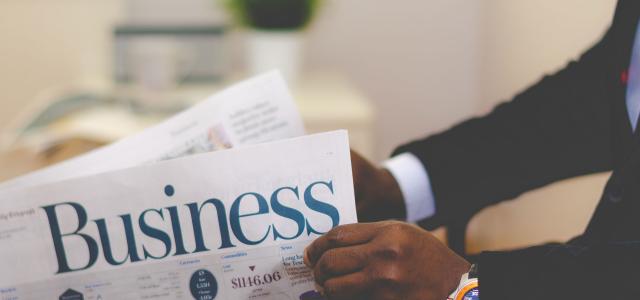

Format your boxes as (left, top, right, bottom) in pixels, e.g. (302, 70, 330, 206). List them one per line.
(126, 0, 225, 25)
(479, 0, 617, 110)
(306, 0, 482, 159)
(0, 0, 123, 129)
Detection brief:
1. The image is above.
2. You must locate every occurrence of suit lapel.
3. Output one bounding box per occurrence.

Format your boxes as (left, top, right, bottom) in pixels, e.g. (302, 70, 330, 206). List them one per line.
(582, 0, 640, 243)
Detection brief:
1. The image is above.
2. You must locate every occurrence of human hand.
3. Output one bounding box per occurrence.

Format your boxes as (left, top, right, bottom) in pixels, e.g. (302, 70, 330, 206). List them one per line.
(305, 221, 470, 300)
(351, 151, 406, 221)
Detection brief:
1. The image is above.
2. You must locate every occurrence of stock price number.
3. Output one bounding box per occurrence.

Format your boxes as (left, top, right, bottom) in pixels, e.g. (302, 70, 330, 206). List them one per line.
(231, 271, 283, 289)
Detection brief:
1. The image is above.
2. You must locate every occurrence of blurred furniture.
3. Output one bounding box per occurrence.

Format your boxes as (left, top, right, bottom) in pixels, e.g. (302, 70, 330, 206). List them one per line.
(0, 73, 376, 181)
(113, 25, 228, 84)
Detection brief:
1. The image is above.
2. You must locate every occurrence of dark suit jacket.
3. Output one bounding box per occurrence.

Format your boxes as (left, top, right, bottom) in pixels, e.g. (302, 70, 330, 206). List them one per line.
(394, 1, 640, 298)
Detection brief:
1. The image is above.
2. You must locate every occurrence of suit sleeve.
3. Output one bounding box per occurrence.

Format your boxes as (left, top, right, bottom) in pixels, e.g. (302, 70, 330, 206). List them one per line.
(393, 34, 618, 229)
(477, 242, 640, 299)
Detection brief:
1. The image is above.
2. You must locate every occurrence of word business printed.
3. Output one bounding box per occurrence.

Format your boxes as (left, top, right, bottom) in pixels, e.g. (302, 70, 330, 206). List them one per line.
(0, 73, 357, 300)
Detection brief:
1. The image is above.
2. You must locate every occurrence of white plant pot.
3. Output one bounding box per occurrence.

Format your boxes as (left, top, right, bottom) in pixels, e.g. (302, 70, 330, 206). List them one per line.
(246, 30, 303, 84)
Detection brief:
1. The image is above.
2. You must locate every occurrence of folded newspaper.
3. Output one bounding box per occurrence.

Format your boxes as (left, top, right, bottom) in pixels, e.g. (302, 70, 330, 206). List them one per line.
(0, 73, 358, 299)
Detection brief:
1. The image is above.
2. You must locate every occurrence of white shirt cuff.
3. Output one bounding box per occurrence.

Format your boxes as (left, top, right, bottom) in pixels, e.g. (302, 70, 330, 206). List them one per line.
(383, 153, 436, 223)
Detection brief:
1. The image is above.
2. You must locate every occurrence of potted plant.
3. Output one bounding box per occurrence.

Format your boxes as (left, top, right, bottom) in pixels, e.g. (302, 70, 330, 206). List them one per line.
(223, 0, 322, 83)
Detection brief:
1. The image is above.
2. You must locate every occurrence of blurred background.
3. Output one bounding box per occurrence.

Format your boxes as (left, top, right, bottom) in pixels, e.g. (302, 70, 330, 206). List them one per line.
(0, 0, 619, 253)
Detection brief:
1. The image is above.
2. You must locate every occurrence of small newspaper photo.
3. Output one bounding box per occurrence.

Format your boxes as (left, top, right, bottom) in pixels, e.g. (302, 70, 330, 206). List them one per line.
(0, 73, 358, 300)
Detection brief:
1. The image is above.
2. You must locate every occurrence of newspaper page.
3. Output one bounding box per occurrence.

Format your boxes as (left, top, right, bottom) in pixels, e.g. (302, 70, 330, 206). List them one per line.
(0, 71, 304, 191)
(0, 131, 356, 300)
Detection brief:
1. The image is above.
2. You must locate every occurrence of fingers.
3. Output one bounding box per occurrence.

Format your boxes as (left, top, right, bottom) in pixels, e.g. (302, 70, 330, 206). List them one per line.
(305, 223, 383, 267)
(313, 244, 369, 285)
(322, 272, 371, 300)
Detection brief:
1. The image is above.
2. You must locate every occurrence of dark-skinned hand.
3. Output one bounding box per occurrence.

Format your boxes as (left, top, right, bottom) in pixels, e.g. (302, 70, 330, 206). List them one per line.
(305, 221, 470, 300)
(351, 151, 406, 221)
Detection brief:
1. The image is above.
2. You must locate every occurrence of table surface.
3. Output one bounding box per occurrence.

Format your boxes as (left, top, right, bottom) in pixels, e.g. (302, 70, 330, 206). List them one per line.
(0, 138, 103, 182)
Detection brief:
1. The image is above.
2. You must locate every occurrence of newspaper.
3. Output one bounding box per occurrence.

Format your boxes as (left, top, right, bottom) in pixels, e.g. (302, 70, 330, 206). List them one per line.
(0, 131, 356, 299)
(0, 71, 305, 191)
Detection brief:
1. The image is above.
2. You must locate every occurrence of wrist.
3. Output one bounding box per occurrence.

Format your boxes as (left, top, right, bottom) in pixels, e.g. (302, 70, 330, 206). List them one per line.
(378, 168, 407, 220)
(448, 264, 479, 300)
